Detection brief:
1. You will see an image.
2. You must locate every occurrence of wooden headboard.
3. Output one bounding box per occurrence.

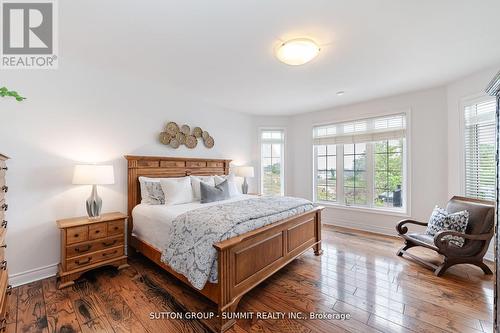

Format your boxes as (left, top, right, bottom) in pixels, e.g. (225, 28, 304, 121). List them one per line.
(124, 155, 231, 244)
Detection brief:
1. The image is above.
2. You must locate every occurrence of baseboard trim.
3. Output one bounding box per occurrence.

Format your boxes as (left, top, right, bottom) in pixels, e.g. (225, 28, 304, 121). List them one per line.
(322, 217, 397, 237)
(9, 263, 58, 287)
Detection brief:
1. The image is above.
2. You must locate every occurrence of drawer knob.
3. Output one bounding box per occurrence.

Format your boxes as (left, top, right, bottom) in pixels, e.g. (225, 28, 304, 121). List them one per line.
(0, 244, 6, 249)
(103, 240, 117, 247)
(75, 245, 91, 253)
(74, 233, 79, 237)
(95, 230, 100, 234)
(6, 285, 11, 295)
(75, 258, 91, 265)
(1, 186, 7, 193)
(0, 167, 7, 171)
(1, 221, 6, 228)
(0, 204, 7, 212)
(0, 260, 6, 270)
(114, 227, 119, 231)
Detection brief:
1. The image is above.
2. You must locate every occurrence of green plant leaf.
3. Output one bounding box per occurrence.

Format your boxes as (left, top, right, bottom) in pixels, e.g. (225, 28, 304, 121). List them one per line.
(0, 86, 25, 101)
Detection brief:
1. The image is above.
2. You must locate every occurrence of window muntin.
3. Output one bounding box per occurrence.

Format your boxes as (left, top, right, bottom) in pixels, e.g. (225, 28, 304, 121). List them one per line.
(464, 98, 496, 201)
(261, 130, 285, 196)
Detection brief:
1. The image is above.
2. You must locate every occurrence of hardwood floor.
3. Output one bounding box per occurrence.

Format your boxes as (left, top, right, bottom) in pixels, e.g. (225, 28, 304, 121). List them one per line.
(6, 226, 494, 333)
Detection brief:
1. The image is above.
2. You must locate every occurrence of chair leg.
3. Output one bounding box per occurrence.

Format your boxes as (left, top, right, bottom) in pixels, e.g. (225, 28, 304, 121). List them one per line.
(434, 260, 453, 277)
(473, 261, 493, 275)
(396, 243, 414, 256)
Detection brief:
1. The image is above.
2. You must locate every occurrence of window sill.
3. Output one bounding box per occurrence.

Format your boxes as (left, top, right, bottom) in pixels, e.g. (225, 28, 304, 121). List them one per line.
(314, 201, 409, 218)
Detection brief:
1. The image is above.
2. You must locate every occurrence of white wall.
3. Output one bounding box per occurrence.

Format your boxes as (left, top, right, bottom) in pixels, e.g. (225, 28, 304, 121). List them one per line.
(0, 65, 256, 286)
(286, 87, 449, 234)
(447, 65, 500, 198)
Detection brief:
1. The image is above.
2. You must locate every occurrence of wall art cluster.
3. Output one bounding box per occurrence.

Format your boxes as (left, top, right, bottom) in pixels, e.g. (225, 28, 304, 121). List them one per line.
(159, 122, 215, 149)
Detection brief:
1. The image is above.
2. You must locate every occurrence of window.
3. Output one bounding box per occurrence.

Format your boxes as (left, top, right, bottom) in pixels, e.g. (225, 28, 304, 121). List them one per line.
(463, 97, 496, 201)
(313, 113, 407, 212)
(315, 145, 336, 201)
(374, 139, 403, 208)
(344, 143, 367, 205)
(260, 129, 285, 195)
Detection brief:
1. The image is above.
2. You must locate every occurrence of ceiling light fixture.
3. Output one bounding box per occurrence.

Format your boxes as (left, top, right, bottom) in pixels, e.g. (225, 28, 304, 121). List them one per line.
(276, 38, 320, 66)
(336, 91, 345, 96)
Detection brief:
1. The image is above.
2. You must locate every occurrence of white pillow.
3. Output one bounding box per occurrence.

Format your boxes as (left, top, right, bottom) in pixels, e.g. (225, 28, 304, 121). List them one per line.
(191, 176, 215, 201)
(214, 174, 241, 197)
(138, 176, 165, 205)
(160, 177, 194, 205)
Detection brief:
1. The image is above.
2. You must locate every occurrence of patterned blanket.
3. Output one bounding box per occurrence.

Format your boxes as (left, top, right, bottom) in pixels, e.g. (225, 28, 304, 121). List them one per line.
(161, 196, 314, 290)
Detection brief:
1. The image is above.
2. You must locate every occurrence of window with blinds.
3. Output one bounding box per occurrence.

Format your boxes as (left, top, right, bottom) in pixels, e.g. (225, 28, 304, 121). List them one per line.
(464, 98, 496, 201)
(313, 113, 407, 212)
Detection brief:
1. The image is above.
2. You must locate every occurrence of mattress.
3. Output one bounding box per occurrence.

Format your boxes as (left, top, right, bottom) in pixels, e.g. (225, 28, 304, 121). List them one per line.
(131, 194, 257, 250)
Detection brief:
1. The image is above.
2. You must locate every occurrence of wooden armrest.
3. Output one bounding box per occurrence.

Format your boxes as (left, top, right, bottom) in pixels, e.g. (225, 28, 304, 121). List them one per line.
(434, 230, 492, 251)
(396, 219, 428, 235)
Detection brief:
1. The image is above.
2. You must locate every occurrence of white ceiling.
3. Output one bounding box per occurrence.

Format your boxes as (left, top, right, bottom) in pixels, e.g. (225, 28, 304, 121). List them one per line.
(65, 0, 500, 115)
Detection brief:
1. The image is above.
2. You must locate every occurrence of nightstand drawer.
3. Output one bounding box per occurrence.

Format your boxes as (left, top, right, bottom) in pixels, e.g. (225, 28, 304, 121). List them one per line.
(107, 220, 124, 236)
(66, 246, 123, 271)
(66, 226, 88, 245)
(66, 235, 124, 258)
(88, 223, 106, 240)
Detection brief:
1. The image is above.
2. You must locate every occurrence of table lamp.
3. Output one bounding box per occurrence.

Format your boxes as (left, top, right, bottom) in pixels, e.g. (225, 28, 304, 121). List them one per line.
(235, 166, 254, 194)
(72, 165, 114, 220)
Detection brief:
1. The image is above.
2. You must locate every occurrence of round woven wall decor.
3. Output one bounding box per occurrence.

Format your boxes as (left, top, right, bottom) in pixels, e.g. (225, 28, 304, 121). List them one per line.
(202, 131, 210, 140)
(176, 132, 186, 144)
(185, 135, 198, 149)
(180, 124, 191, 135)
(169, 138, 180, 149)
(193, 127, 202, 138)
(159, 132, 172, 145)
(204, 136, 215, 148)
(166, 122, 179, 136)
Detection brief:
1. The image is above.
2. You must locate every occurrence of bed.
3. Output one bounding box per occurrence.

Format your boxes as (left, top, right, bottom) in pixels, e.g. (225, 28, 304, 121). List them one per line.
(125, 155, 323, 332)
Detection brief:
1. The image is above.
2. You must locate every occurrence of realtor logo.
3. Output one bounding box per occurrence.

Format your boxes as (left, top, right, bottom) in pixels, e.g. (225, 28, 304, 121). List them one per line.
(1, 0, 58, 69)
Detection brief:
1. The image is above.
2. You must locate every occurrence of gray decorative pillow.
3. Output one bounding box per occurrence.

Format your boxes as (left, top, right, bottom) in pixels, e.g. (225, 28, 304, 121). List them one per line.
(143, 181, 165, 205)
(200, 180, 230, 204)
(425, 206, 469, 247)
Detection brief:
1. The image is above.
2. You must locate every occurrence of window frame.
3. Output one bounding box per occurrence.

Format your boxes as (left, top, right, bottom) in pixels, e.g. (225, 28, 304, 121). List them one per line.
(312, 110, 411, 216)
(259, 128, 286, 196)
(460, 94, 497, 200)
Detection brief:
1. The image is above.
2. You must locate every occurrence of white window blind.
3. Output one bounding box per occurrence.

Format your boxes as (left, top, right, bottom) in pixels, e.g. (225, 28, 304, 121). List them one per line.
(313, 114, 406, 145)
(464, 98, 496, 201)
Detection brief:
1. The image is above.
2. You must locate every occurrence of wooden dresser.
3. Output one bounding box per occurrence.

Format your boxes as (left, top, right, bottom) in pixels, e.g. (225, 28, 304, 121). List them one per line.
(0, 155, 11, 331)
(57, 212, 128, 289)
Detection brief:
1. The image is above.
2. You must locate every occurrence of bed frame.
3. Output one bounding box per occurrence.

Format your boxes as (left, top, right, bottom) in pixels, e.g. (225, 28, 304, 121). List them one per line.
(125, 155, 323, 332)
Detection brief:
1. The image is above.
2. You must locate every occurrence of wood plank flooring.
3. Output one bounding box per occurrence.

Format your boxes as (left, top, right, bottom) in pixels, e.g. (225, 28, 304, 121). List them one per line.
(6, 226, 494, 333)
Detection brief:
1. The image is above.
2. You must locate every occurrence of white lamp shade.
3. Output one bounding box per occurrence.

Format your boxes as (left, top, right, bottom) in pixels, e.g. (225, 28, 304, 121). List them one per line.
(72, 165, 115, 185)
(235, 166, 254, 178)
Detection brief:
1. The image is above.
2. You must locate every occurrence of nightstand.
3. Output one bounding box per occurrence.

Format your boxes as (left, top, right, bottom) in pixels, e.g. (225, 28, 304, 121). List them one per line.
(57, 212, 129, 289)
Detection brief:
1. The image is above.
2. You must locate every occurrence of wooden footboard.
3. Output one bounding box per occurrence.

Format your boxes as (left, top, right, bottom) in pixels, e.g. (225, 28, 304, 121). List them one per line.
(214, 206, 323, 331)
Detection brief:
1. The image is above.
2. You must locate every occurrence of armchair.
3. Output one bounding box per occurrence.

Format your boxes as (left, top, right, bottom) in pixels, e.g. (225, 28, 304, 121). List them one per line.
(396, 196, 494, 276)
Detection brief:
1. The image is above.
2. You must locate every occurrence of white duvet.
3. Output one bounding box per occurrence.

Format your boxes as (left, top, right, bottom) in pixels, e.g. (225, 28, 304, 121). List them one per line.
(131, 194, 257, 250)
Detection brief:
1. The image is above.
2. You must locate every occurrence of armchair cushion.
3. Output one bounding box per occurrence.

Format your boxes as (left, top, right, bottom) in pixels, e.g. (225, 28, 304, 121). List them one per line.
(425, 206, 469, 247)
